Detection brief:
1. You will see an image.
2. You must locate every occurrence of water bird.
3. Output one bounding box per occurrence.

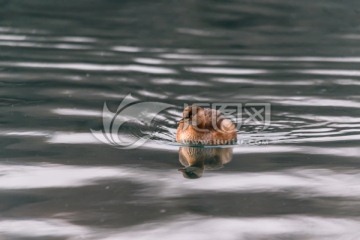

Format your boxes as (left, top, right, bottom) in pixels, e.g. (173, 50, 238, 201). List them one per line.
(176, 105, 237, 145)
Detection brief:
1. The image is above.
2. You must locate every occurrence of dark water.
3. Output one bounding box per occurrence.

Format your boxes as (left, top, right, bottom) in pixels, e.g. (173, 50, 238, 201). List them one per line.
(1, 0, 360, 239)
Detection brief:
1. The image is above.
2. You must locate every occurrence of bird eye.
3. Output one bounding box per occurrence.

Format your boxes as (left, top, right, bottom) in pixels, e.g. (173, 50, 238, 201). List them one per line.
(184, 109, 192, 119)
(188, 111, 193, 118)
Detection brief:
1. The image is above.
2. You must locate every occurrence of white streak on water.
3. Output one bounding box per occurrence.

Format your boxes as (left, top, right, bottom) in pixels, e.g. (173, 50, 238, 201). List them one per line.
(99, 215, 360, 240)
(0, 41, 91, 49)
(112, 46, 142, 52)
(0, 219, 89, 238)
(160, 53, 360, 63)
(1, 164, 360, 200)
(186, 67, 268, 75)
(297, 69, 360, 77)
(52, 108, 103, 117)
(151, 78, 210, 86)
(0, 62, 177, 74)
(1, 215, 359, 240)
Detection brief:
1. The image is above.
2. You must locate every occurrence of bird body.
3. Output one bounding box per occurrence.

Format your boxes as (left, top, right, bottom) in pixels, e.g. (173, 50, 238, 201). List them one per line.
(176, 105, 237, 145)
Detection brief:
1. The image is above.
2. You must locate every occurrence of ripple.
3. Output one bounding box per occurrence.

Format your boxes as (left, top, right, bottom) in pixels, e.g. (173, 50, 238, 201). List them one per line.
(229, 56, 360, 63)
(2, 163, 360, 200)
(1, 1, 360, 237)
(134, 57, 227, 66)
(0, 34, 27, 41)
(175, 95, 212, 101)
(151, 78, 210, 86)
(55, 36, 96, 43)
(291, 130, 360, 137)
(233, 145, 360, 158)
(128, 65, 176, 74)
(334, 79, 360, 85)
(0, 163, 130, 189)
(287, 134, 360, 143)
(52, 108, 103, 117)
(100, 215, 360, 240)
(48, 132, 105, 144)
(0, 219, 89, 239)
(0, 130, 49, 137)
(0, 62, 177, 74)
(186, 67, 268, 75)
(0, 41, 91, 49)
(42, 130, 360, 157)
(287, 114, 360, 123)
(160, 53, 218, 60)
(342, 34, 360, 39)
(291, 128, 334, 133)
(138, 90, 169, 99)
(1, 215, 359, 240)
(297, 69, 360, 77)
(212, 77, 324, 85)
(134, 58, 165, 64)
(0, 26, 48, 34)
(177, 28, 215, 37)
(160, 54, 360, 63)
(0, 34, 96, 42)
(112, 46, 142, 52)
(271, 97, 360, 108)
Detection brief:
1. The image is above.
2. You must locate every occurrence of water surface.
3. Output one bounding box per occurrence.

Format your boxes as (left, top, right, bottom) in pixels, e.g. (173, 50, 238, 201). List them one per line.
(1, 0, 360, 239)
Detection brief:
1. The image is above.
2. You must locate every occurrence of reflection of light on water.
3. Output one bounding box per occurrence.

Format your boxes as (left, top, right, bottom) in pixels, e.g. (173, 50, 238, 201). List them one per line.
(212, 77, 360, 86)
(0, 164, 128, 189)
(1, 127, 359, 158)
(45, 131, 360, 157)
(286, 134, 360, 143)
(138, 90, 169, 99)
(186, 67, 268, 75)
(0, 41, 91, 49)
(134, 58, 164, 64)
(175, 95, 212, 101)
(48, 132, 105, 144)
(0, 130, 49, 137)
(2, 129, 359, 157)
(1, 215, 359, 239)
(1, 160, 360, 237)
(0, 61, 177, 74)
(151, 78, 210, 86)
(159, 53, 360, 63)
(0, 35, 27, 40)
(0, 219, 89, 238)
(177, 27, 214, 36)
(297, 69, 360, 77)
(172, 169, 360, 199)
(288, 114, 360, 123)
(52, 108, 103, 117)
(0, 33, 96, 42)
(239, 95, 360, 109)
(99, 215, 360, 240)
(1, 163, 360, 200)
(112, 46, 142, 52)
(213, 77, 320, 85)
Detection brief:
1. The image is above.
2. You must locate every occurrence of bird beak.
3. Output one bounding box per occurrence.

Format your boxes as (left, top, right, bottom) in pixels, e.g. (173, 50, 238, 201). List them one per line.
(178, 118, 184, 124)
(178, 168, 186, 172)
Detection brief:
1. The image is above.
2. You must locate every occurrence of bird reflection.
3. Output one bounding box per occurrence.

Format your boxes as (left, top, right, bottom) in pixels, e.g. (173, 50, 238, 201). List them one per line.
(178, 147, 233, 179)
